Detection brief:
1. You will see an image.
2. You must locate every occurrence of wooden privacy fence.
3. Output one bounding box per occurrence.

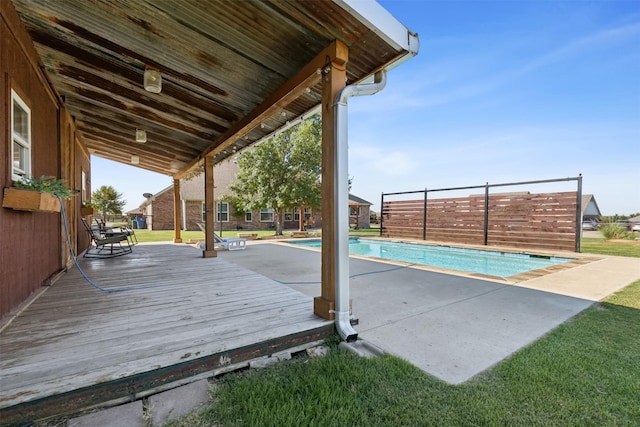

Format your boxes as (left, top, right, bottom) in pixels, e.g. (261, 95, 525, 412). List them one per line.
(381, 176, 583, 252)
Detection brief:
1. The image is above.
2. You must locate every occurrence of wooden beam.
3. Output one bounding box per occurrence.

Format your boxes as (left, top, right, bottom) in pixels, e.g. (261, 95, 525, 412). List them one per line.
(174, 40, 348, 180)
(173, 179, 183, 243)
(314, 41, 349, 320)
(202, 155, 216, 258)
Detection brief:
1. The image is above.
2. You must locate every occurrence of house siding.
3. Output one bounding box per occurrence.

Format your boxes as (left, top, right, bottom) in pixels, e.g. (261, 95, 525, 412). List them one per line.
(184, 200, 204, 231)
(0, 1, 79, 317)
(350, 204, 371, 229)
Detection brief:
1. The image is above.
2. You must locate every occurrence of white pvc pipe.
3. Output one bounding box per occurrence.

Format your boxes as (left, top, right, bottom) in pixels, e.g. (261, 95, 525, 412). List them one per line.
(333, 70, 387, 342)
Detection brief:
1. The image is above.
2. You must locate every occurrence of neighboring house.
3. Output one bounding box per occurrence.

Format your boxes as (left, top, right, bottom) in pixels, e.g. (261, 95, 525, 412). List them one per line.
(136, 160, 373, 231)
(349, 194, 373, 229)
(581, 194, 602, 221)
(629, 215, 640, 225)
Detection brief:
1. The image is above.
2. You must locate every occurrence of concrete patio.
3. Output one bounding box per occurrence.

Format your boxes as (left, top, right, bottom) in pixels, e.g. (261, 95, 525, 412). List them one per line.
(219, 240, 640, 384)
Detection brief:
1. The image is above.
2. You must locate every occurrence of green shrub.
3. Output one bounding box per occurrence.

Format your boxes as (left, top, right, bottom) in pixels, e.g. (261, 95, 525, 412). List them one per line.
(599, 223, 634, 240)
(14, 175, 75, 198)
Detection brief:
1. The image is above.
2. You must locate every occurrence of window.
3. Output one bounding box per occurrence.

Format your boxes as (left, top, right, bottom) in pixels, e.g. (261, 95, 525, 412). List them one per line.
(202, 202, 206, 222)
(285, 207, 312, 221)
(350, 206, 361, 217)
(245, 212, 252, 222)
(303, 207, 312, 219)
(217, 202, 229, 222)
(260, 208, 274, 222)
(11, 89, 31, 180)
(284, 209, 294, 221)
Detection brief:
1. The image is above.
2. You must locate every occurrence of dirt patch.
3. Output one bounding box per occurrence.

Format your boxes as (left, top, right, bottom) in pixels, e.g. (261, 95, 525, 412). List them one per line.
(606, 239, 639, 244)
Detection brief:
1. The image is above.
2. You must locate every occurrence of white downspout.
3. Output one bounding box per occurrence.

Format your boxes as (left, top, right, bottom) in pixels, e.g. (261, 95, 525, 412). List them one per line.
(333, 70, 387, 342)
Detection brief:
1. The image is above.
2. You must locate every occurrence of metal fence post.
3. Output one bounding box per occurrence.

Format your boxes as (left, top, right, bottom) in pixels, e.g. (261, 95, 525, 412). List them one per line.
(483, 182, 489, 246)
(422, 188, 428, 240)
(379, 192, 384, 237)
(575, 174, 583, 252)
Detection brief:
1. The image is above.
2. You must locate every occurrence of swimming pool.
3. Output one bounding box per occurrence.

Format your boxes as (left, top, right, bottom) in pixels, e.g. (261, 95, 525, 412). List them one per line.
(288, 238, 574, 278)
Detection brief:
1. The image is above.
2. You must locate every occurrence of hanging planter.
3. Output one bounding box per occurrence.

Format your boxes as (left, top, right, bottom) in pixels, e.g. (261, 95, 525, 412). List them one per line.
(80, 205, 96, 216)
(2, 187, 61, 213)
(2, 176, 74, 213)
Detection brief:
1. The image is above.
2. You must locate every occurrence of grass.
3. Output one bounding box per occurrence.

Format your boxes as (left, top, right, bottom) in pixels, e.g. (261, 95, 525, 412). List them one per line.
(131, 229, 278, 243)
(129, 228, 382, 243)
(581, 237, 640, 258)
(166, 281, 640, 427)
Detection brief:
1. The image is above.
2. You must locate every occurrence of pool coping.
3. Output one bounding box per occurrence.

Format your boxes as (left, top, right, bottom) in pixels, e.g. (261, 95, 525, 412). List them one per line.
(279, 236, 604, 285)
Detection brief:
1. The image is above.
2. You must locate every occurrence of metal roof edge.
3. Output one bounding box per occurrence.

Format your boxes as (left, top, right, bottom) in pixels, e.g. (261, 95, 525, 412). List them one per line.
(333, 0, 419, 60)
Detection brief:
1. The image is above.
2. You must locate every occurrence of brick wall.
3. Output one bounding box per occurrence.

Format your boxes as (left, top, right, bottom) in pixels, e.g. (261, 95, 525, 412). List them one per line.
(184, 200, 203, 230)
(149, 190, 174, 230)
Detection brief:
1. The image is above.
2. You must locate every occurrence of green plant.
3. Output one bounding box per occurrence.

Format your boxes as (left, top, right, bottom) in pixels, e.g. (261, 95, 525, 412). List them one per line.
(599, 223, 634, 240)
(581, 238, 640, 257)
(14, 175, 75, 199)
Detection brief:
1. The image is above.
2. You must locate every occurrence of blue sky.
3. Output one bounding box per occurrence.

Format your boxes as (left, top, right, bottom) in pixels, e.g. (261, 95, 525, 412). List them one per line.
(93, 0, 640, 215)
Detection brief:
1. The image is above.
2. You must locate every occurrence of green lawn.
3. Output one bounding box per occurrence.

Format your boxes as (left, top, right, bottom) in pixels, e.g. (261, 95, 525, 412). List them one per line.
(131, 229, 282, 242)
(165, 281, 640, 426)
(581, 237, 640, 257)
(130, 228, 380, 243)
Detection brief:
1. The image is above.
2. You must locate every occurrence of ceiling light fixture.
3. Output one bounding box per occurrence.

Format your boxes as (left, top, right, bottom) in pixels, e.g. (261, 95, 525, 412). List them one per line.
(135, 129, 147, 143)
(131, 155, 140, 165)
(144, 66, 162, 93)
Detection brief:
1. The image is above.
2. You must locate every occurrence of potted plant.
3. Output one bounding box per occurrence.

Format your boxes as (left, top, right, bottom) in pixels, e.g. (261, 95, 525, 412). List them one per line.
(2, 176, 75, 213)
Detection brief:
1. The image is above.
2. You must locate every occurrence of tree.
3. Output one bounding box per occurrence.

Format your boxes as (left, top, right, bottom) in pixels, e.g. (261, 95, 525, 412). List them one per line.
(228, 115, 322, 235)
(92, 185, 126, 218)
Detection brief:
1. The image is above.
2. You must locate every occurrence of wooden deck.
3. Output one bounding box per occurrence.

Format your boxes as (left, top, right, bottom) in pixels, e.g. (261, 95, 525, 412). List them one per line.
(0, 243, 333, 424)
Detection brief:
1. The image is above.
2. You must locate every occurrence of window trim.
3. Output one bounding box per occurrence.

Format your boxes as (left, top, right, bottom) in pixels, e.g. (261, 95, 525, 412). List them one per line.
(81, 170, 88, 203)
(245, 211, 253, 222)
(11, 89, 32, 181)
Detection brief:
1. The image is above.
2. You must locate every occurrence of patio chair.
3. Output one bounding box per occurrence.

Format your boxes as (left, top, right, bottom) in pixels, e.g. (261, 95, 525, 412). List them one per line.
(196, 222, 247, 251)
(95, 218, 138, 245)
(82, 218, 133, 258)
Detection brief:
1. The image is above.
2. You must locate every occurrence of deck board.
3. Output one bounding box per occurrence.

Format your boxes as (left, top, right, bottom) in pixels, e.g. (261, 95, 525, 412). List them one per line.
(0, 243, 332, 418)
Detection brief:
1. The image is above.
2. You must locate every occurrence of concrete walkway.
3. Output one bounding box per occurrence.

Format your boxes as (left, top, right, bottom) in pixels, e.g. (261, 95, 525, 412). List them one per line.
(219, 241, 639, 384)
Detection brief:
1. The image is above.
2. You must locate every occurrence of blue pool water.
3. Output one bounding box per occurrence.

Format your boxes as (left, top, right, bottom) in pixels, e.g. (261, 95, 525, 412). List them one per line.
(289, 238, 573, 278)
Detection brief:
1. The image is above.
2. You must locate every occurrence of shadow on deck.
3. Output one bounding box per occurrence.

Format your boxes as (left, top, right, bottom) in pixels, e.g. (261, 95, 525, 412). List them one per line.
(0, 243, 333, 425)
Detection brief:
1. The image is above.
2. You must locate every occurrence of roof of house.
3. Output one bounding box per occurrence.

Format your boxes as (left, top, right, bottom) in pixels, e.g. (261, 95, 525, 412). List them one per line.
(349, 194, 372, 206)
(629, 215, 640, 223)
(581, 194, 602, 217)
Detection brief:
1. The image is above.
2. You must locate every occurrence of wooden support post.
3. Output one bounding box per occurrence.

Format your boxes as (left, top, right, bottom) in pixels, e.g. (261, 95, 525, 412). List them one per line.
(173, 179, 183, 243)
(314, 41, 348, 320)
(203, 155, 217, 258)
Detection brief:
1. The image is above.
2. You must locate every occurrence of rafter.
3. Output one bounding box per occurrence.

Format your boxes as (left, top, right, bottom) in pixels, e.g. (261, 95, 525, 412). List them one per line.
(174, 40, 348, 180)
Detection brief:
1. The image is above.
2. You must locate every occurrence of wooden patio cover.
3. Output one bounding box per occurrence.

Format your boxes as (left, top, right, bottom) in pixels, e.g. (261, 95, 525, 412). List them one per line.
(11, 0, 419, 318)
